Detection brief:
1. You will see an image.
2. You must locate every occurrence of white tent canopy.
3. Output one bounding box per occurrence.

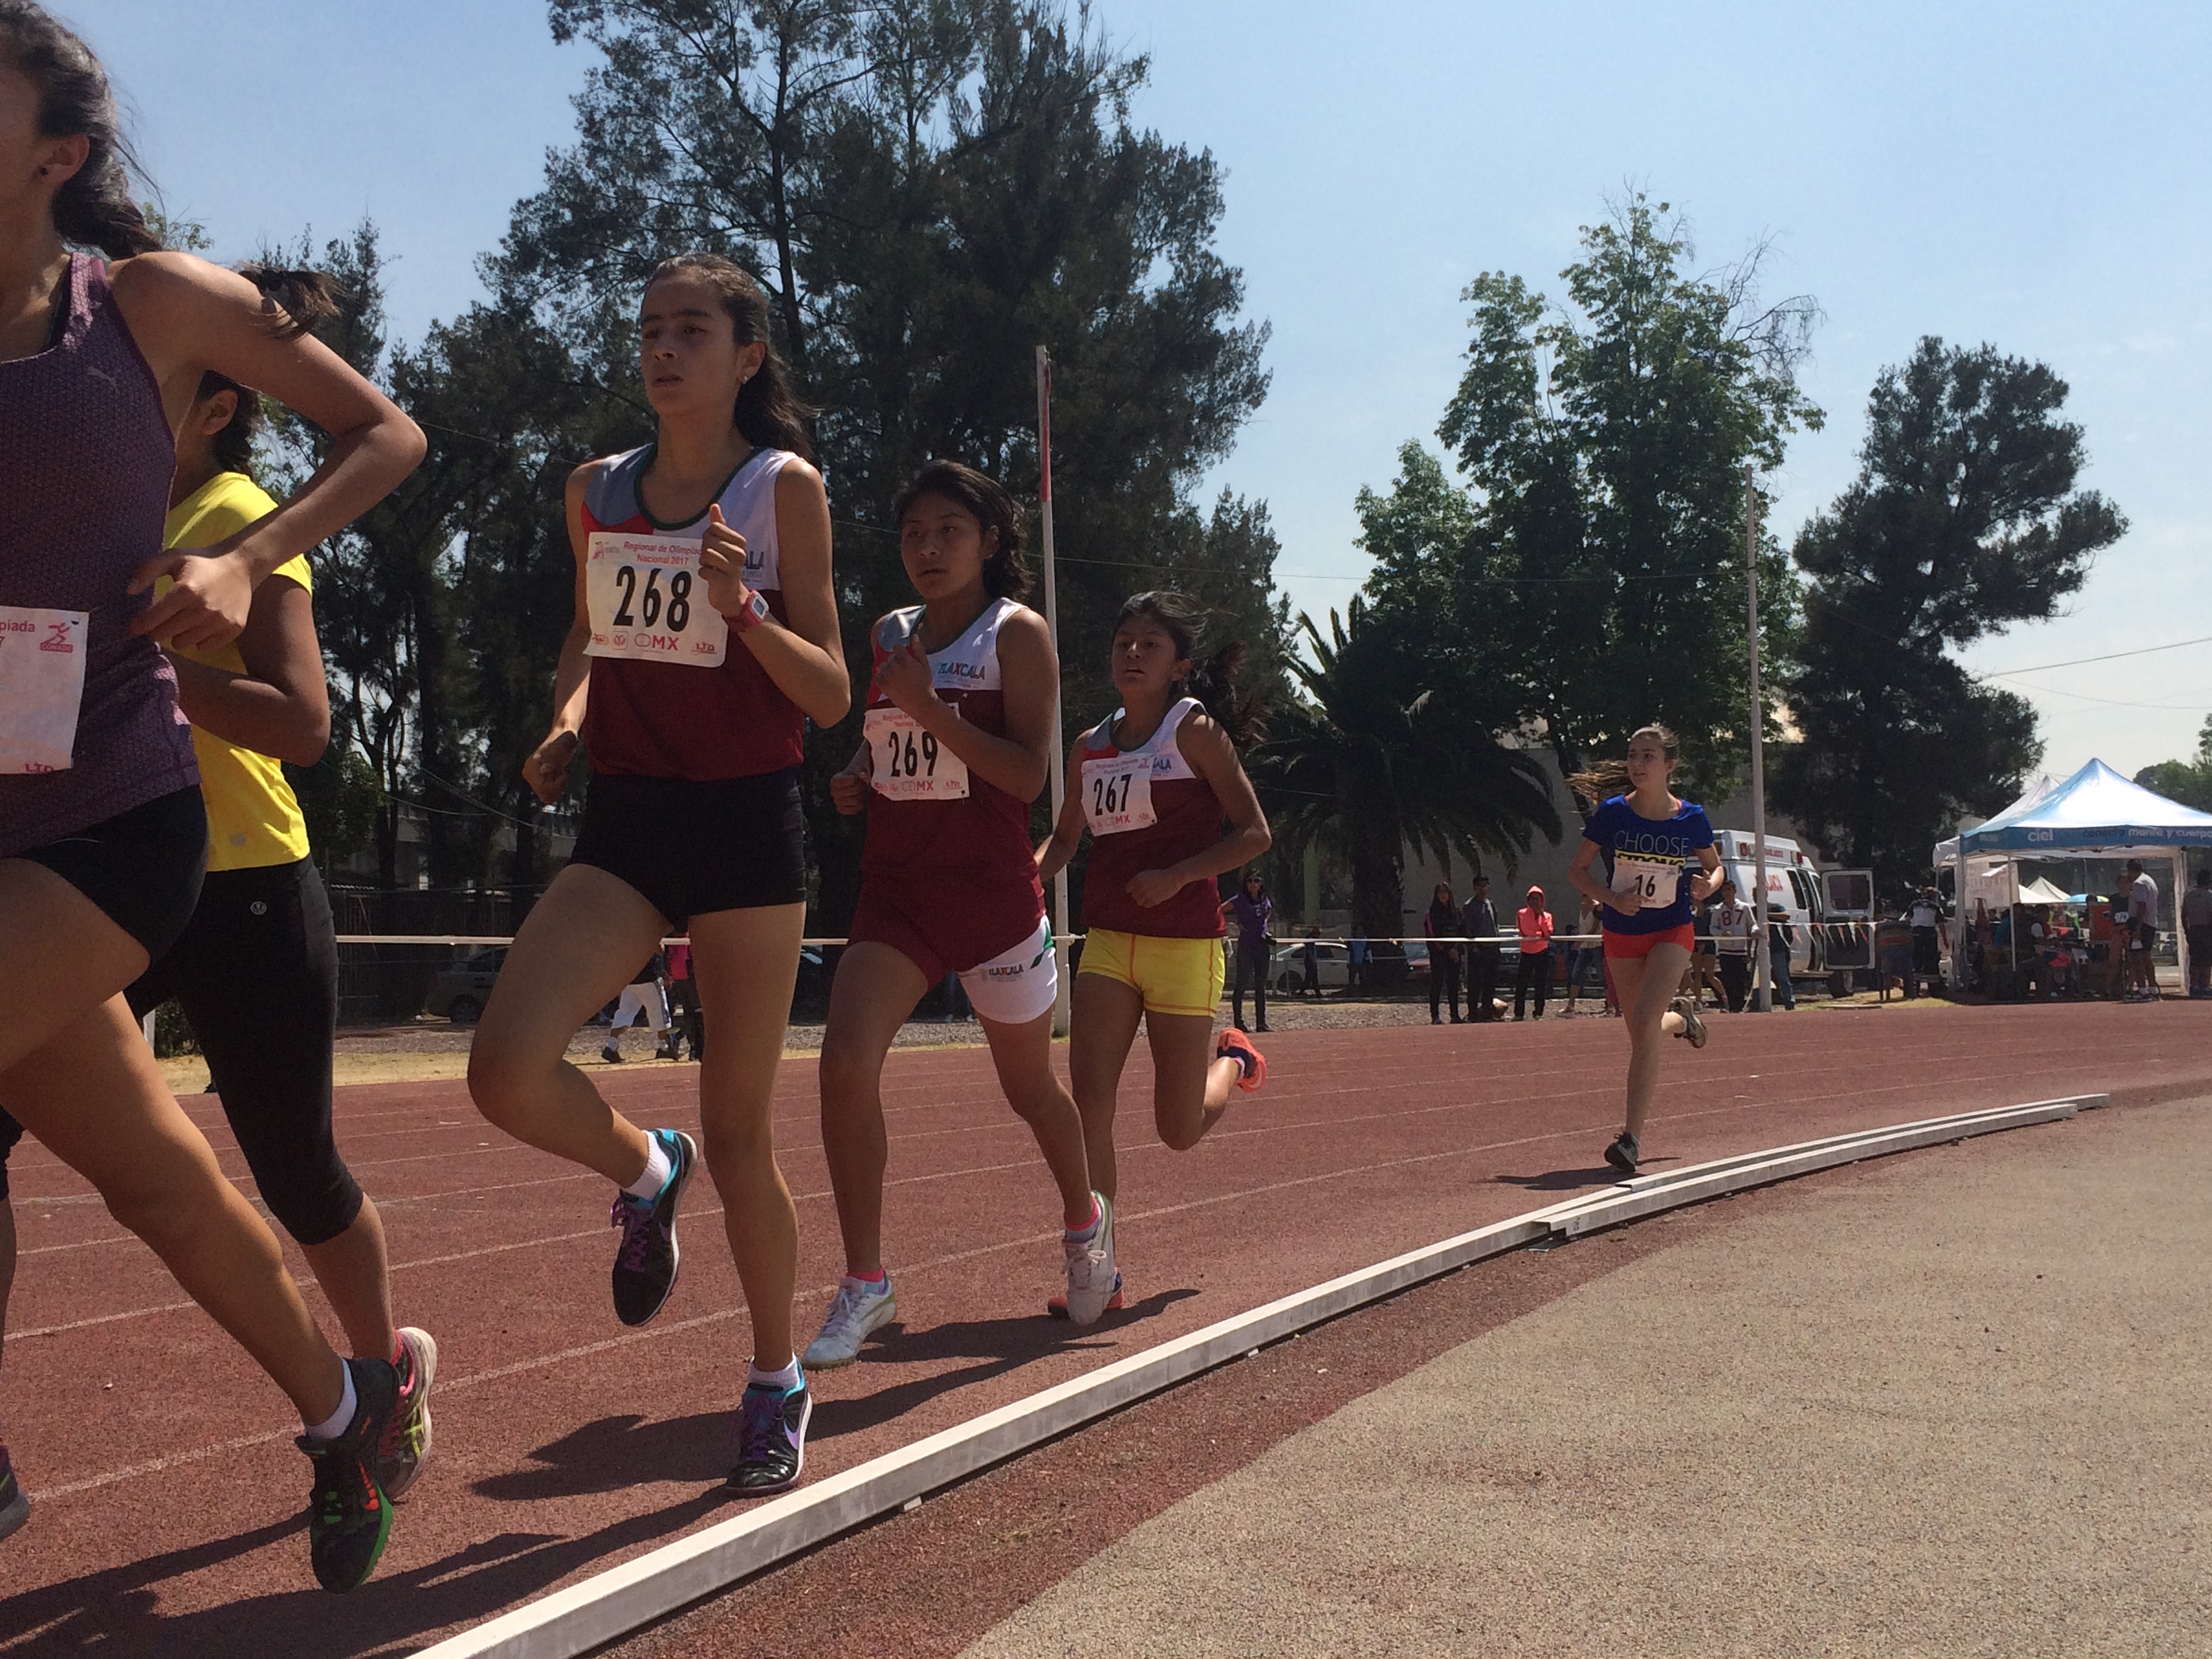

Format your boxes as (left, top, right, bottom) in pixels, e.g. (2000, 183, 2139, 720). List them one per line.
(1932, 774, 2057, 866)
(2018, 876, 2070, 905)
(1946, 758, 2212, 990)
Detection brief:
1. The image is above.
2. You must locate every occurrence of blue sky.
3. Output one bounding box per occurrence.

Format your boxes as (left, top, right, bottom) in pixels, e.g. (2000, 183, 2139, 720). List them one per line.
(83, 0, 2212, 779)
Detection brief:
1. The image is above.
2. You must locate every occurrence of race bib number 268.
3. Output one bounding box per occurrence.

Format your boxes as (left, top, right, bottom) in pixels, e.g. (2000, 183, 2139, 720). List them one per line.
(584, 533, 729, 665)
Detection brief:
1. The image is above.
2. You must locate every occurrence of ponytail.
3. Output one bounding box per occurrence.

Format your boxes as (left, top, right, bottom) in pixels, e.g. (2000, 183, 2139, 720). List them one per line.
(1567, 721, 1681, 808)
(1111, 590, 1265, 747)
(644, 253, 817, 462)
(1, 2, 160, 260)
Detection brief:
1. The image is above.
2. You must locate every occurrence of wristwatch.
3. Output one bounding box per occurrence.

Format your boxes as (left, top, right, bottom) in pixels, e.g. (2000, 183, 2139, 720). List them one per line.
(731, 584, 771, 632)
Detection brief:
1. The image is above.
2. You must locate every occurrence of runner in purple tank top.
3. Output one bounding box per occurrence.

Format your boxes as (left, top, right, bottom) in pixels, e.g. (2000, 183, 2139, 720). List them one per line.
(0, 5, 424, 1589)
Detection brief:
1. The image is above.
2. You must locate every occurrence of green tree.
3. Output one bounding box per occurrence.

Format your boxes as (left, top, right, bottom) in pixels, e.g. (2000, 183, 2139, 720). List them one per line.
(1431, 197, 1818, 799)
(1253, 600, 1559, 938)
(487, 0, 1279, 925)
(1773, 337, 2127, 895)
(2134, 718, 2212, 815)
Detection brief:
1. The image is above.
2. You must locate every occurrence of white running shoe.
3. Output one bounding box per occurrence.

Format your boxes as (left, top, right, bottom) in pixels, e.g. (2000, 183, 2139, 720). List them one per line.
(802, 1275, 897, 1369)
(1061, 1193, 1118, 1326)
(1670, 995, 1708, 1049)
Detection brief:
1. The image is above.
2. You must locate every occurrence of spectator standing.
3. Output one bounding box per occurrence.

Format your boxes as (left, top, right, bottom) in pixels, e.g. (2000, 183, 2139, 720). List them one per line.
(2182, 869, 2212, 998)
(1347, 924, 1369, 990)
(1425, 882, 1465, 1024)
(665, 939, 704, 1060)
(1687, 895, 1725, 1008)
(1514, 886, 1555, 1019)
(1711, 880, 1753, 1010)
(1225, 872, 1272, 1033)
(1563, 897, 1597, 1014)
(1300, 926, 1322, 998)
(602, 949, 672, 1063)
(2126, 859, 2160, 1000)
(1765, 905, 1797, 1010)
(1465, 876, 1500, 1021)
(1909, 888, 1941, 992)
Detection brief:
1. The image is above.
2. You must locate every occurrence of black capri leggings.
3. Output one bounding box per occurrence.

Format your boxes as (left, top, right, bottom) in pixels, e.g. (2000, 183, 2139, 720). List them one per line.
(0, 857, 360, 1243)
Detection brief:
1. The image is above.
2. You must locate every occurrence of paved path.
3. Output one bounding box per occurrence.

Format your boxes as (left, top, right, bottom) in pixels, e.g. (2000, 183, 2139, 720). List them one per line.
(966, 1094, 2212, 1659)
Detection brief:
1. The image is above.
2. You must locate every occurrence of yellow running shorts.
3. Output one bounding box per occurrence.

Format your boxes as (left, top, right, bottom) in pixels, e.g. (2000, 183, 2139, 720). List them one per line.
(1078, 927, 1226, 1017)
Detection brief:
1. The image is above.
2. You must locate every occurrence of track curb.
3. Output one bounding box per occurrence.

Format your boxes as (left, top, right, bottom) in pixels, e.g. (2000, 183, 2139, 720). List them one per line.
(418, 1092, 2104, 1658)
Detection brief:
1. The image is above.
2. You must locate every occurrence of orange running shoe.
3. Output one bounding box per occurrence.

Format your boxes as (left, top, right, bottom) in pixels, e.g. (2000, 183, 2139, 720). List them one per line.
(1216, 1027, 1267, 1092)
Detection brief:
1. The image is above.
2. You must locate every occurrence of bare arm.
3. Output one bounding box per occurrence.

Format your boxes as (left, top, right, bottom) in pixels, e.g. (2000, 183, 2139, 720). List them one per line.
(520, 465, 598, 806)
(882, 606, 1058, 802)
(1124, 714, 1271, 910)
(163, 573, 329, 766)
(110, 253, 424, 651)
(699, 462, 849, 726)
(1036, 740, 1090, 882)
(1687, 845, 1723, 902)
(1567, 838, 1616, 914)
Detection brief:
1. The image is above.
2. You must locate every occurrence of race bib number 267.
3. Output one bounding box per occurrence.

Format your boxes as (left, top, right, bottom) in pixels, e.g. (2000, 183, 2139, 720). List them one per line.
(584, 533, 728, 666)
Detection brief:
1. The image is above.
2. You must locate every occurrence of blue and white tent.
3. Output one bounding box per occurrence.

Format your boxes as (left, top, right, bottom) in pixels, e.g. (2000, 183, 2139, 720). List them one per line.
(1946, 759, 2212, 988)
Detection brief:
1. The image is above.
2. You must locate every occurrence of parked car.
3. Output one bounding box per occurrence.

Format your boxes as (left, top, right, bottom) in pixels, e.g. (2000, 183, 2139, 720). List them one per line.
(426, 947, 506, 1025)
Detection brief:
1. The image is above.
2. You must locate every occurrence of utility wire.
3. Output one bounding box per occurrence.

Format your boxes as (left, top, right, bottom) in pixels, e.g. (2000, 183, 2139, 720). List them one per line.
(1979, 634, 2212, 676)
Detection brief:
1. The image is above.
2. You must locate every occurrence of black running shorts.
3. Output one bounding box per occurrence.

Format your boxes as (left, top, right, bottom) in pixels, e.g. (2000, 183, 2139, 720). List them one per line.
(12, 785, 207, 961)
(569, 768, 807, 927)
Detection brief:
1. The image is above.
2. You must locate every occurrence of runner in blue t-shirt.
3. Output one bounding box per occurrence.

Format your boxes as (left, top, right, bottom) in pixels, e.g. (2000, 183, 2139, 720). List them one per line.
(1565, 723, 1724, 1174)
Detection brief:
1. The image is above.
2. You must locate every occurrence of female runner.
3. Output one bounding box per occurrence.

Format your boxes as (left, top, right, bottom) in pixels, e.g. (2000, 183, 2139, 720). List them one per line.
(0, 4, 424, 1587)
(1565, 724, 1719, 1173)
(1036, 592, 1271, 1312)
(467, 253, 848, 1496)
(0, 316, 436, 1515)
(803, 462, 1111, 1370)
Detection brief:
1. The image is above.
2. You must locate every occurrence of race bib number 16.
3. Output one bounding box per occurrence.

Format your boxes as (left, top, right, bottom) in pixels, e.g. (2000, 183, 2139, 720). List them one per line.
(1611, 853, 1679, 904)
(0, 605, 88, 774)
(585, 533, 728, 666)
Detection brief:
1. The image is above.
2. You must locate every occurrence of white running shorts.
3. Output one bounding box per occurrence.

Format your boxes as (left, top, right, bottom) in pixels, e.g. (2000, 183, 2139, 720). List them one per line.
(959, 915, 1059, 1025)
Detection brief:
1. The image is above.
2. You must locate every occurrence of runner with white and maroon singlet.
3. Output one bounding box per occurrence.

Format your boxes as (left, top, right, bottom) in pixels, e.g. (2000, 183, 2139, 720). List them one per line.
(0, 5, 425, 1586)
(1036, 592, 1271, 1314)
(804, 462, 1111, 1370)
(1565, 723, 1723, 1175)
(467, 253, 850, 1498)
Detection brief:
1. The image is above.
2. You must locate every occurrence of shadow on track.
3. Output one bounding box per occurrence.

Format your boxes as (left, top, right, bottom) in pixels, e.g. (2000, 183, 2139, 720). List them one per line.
(0, 1494, 725, 1659)
(472, 1410, 729, 1500)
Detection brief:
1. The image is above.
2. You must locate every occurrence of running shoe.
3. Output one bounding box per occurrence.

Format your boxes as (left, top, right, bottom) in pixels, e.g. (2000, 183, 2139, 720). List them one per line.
(1061, 1193, 1118, 1326)
(610, 1129, 697, 1326)
(1603, 1130, 1640, 1175)
(1216, 1027, 1267, 1093)
(726, 1373, 811, 1496)
(1047, 1270, 1124, 1320)
(0, 1446, 27, 1544)
(600, 1042, 624, 1064)
(297, 1356, 401, 1593)
(1670, 996, 1708, 1050)
(802, 1275, 898, 1369)
(371, 1327, 438, 1502)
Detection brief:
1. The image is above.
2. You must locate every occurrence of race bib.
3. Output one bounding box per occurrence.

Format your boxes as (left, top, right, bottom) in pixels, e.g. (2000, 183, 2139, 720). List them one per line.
(865, 707, 969, 800)
(584, 533, 728, 666)
(1611, 853, 1680, 905)
(0, 607, 88, 774)
(1082, 751, 1156, 835)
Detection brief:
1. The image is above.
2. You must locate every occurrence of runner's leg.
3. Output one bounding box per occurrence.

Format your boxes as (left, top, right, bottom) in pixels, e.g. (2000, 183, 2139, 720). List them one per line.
(1143, 1010, 1240, 1152)
(817, 941, 929, 1276)
(1615, 941, 1692, 1141)
(689, 903, 808, 1371)
(978, 1006, 1095, 1229)
(1067, 969, 1145, 1206)
(468, 863, 665, 1185)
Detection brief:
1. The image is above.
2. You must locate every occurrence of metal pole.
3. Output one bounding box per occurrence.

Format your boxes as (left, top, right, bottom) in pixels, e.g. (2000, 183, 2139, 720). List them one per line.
(1746, 462, 1771, 1011)
(1038, 346, 1072, 1037)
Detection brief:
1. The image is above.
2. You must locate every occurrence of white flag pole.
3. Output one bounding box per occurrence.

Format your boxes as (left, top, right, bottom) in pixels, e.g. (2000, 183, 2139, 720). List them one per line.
(1746, 462, 1772, 1012)
(1038, 346, 1072, 1037)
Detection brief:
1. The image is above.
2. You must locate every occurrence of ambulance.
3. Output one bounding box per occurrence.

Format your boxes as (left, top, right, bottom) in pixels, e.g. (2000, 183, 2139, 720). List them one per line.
(1711, 831, 1874, 990)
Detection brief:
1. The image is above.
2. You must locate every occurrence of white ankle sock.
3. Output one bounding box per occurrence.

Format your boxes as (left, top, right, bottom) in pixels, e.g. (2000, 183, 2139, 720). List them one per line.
(623, 1134, 672, 1200)
(304, 1361, 359, 1442)
(749, 1356, 800, 1391)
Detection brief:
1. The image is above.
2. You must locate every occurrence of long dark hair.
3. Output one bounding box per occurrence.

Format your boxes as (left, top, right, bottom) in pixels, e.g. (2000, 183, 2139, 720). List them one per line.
(893, 459, 1031, 600)
(200, 264, 344, 474)
(1112, 590, 1264, 747)
(644, 253, 815, 462)
(1, 2, 159, 259)
(1568, 722, 1681, 809)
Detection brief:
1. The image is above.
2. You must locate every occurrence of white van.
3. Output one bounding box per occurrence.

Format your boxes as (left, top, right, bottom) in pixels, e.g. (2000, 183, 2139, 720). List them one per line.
(1709, 832, 1873, 988)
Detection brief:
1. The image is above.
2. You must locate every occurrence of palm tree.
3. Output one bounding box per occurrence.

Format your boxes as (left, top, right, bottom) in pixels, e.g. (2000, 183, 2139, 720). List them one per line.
(1252, 599, 1561, 941)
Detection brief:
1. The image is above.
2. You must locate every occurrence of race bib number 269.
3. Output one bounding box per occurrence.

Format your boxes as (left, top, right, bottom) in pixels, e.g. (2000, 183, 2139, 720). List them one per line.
(584, 533, 728, 665)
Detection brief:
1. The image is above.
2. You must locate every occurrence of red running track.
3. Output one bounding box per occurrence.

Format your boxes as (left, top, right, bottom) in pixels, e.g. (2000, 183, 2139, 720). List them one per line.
(0, 1004, 2205, 1655)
